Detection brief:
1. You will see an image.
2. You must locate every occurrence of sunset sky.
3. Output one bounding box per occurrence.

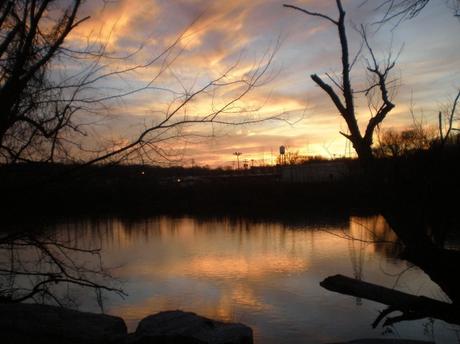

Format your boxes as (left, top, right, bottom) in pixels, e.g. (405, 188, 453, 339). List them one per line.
(65, 0, 460, 167)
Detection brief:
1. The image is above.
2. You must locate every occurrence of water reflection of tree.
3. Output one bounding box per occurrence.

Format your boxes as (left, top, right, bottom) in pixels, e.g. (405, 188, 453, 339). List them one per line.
(322, 215, 404, 260)
(383, 210, 460, 304)
(348, 219, 367, 306)
(321, 213, 460, 330)
(0, 228, 124, 309)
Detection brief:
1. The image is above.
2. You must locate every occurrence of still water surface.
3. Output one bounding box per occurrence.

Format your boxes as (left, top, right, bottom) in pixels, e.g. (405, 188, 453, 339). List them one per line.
(56, 215, 459, 343)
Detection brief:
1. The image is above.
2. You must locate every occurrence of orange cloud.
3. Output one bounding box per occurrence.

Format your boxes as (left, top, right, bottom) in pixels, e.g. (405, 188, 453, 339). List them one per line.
(54, 0, 460, 166)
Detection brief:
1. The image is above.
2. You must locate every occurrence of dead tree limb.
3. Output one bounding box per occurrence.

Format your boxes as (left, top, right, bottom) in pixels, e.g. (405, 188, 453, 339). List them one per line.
(320, 274, 460, 327)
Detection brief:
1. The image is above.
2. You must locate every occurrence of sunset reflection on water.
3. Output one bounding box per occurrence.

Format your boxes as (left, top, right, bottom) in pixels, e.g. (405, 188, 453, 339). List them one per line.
(55, 215, 457, 344)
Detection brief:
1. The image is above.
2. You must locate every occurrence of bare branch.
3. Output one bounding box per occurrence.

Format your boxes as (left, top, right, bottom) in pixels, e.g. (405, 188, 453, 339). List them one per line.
(282, 4, 338, 25)
(439, 89, 460, 146)
(311, 74, 346, 115)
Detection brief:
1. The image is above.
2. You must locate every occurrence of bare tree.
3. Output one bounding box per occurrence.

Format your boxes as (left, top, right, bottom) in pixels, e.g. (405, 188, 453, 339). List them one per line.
(284, 1, 397, 164)
(375, 125, 434, 157)
(371, 0, 460, 25)
(0, 1, 281, 166)
(369, 1, 460, 148)
(0, 0, 90, 163)
(438, 89, 460, 147)
(375, 128, 404, 157)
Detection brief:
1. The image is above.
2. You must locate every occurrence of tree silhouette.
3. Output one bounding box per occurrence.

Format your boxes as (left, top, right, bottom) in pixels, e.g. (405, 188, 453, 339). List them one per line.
(0, 1, 281, 165)
(438, 90, 460, 147)
(284, 1, 397, 164)
(0, 0, 89, 162)
(372, 0, 460, 25)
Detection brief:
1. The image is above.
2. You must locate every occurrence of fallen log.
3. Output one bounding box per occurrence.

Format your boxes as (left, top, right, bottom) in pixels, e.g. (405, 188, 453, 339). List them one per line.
(320, 274, 460, 327)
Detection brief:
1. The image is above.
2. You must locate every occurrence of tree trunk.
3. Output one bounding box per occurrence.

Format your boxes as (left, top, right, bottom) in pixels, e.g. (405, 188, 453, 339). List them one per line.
(352, 137, 374, 166)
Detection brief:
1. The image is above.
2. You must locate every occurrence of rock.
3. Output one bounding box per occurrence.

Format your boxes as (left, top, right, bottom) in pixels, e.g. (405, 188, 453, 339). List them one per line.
(0, 303, 127, 344)
(0, 305, 254, 344)
(130, 310, 253, 344)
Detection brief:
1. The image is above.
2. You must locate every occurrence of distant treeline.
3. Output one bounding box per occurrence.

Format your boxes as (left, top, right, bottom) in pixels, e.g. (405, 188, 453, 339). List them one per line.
(0, 159, 367, 222)
(1, 143, 459, 226)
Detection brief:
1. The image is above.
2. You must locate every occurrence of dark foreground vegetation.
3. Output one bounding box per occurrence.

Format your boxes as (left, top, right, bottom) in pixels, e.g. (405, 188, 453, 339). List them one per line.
(0, 158, 367, 222)
(1, 143, 458, 222)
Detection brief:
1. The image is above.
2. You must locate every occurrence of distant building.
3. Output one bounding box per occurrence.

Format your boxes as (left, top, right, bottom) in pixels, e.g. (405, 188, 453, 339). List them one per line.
(280, 161, 351, 183)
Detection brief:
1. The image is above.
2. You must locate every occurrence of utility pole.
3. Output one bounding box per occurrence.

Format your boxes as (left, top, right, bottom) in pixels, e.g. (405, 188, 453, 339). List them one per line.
(233, 152, 242, 170)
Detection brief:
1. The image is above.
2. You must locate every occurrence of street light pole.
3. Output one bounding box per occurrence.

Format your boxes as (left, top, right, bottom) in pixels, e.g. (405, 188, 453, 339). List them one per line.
(233, 152, 242, 170)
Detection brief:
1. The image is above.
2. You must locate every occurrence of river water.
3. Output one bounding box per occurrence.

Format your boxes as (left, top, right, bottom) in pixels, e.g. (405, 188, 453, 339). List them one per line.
(43, 215, 460, 343)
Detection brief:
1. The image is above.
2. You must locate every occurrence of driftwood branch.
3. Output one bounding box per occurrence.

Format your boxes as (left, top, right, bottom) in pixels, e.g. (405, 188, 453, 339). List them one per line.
(320, 274, 460, 327)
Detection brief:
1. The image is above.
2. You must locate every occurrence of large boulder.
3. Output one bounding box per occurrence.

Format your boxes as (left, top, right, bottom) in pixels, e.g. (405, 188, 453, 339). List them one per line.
(130, 310, 253, 344)
(0, 303, 127, 344)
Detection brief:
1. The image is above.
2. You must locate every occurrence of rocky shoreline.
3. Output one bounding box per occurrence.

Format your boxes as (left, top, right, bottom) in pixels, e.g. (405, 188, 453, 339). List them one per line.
(0, 304, 253, 344)
(0, 303, 436, 344)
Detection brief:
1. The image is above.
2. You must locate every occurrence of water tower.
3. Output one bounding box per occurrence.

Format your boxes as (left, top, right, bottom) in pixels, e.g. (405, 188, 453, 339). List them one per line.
(279, 145, 286, 165)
